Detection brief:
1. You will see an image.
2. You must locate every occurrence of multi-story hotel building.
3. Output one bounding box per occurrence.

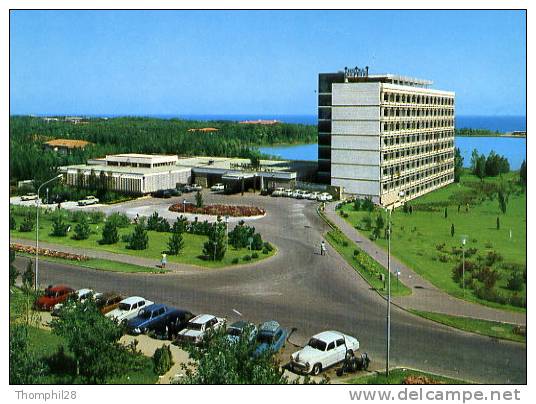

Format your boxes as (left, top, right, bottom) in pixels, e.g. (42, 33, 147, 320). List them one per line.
(318, 68, 455, 206)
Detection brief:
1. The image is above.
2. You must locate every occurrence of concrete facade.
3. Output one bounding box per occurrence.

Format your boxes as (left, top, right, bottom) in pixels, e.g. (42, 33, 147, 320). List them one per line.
(319, 71, 455, 206)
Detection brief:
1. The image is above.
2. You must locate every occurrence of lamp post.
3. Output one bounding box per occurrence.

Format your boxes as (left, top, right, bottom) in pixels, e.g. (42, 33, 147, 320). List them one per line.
(385, 206, 392, 376)
(225, 215, 229, 248)
(183, 199, 186, 213)
(35, 174, 63, 290)
(461, 235, 468, 297)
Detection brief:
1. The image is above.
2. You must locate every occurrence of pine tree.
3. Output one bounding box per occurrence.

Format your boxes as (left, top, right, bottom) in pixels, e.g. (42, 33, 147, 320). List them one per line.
(195, 191, 204, 208)
(450, 223, 455, 237)
(167, 228, 185, 255)
(99, 220, 119, 245)
(73, 216, 91, 240)
(203, 217, 227, 260)
(444, 207, 448, 219)
(127, 222, 148, 250)
(496, 216, 500, 230)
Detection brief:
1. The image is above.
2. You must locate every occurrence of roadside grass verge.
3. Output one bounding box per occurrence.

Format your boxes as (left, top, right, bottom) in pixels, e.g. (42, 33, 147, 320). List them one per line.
(337, 171, 526, 312)
(10, 217, 275, 269)
(16, 252, 164, 273)
(325, 229, 411, 297)
(345, 368, 469, 384)
(409, 309, 526, 343)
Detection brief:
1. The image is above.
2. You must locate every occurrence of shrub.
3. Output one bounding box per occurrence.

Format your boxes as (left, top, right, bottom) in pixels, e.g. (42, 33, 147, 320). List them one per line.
(509, 294, 526, 308)
(127, 223, 149, 250)
(50, 214, 69, 237)
(69, 210, 89, 223)
(263, 242, 274, 252)
(243, 255, 252, 261)
(435, 243, 445, 252)
(452, 260, 477, 282)
(147, 212, 171, 232)
(474, 286, 507, 305)
(99, 221, 119, 245)
(228, 221, 255, 249)
(484, 251, 503, 267)
(107, 212, 131, 228)
(167, 230, 184, 255)
(19, 215, 34, 232)
(353, 249, 359, 256)
(10, 213, 16, 230)
(251, 233, 263, 250)
(152, 345, 174, 376)
(72, 216, 91, 240)
(353, 199, 362, 211)
(361, 215, 373, 231)
(474, 266, 500, 289)
(342, 240, 349, 247)
(121, 234, 132, 243)
(88, 211, 105, 224)
(251, 252, 259, 259)
(262, 248, 269, 255)
(438, 254, 450, 263)
(361, 197, 374, 212)
(506, 271, 524, 292)
(231, 258, 239, 264)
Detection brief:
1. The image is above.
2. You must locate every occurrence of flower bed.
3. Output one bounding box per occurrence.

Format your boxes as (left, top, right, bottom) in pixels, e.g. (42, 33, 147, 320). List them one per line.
(169, 204, 265, 217)
(10, 243, 90, 261)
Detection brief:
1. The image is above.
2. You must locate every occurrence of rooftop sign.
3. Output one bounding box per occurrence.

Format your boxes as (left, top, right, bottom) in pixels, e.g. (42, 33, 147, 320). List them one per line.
(344, 66, 369, 79)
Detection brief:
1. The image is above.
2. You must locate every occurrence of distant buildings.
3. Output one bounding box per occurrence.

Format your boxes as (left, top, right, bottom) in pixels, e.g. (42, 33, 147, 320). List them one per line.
(318, 68, 455, 206)
(187, 127, 219, 133)
(239, 119, 280, 125)
(44, 139, 93, 154)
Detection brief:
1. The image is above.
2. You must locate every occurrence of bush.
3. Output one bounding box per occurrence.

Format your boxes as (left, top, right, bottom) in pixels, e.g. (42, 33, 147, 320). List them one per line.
(251, 233, 263, 250)
(474, 286, 508, 305)
(353, 249, 359, 256)
(107, 212, 131, 228)
(127, 223, 149, 250)
(243, 255, 251, 261)
(506, 271, 524, 292)
(263, 242, 274, 252)
(152, 345, 174, 376)
(99, 221, 119, 245)
(88, 211, 105, 224)
(509, 294, 526, 308)
(361, 197, 374, 212)
(69, 210, 89, 223)
(361, 215, 372, 231)
(262, 248, 269, 255)
(10, 213, 16, 230)
(147, 212, 171, 232)
(50, 214, 69, 237)
(484, 251, 503, 267)
(19, 215, 34, 232)
(72, 216, 91, 240)
(342, 240, 349, 247)
(251, 252, 259, 259)
(474, 267, 500, 289)
(452, 260, 477, 282)
(231, 258, 239, 264)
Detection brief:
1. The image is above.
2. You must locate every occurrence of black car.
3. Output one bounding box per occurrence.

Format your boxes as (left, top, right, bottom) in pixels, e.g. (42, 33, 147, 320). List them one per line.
(166, 309, 195, 340)
(152, 188, 181, 198)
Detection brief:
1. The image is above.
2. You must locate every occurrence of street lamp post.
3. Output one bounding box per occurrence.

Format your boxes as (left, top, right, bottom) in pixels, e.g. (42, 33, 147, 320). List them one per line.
(35, 174, 63, 290)
(385, 207, 392, 376)
(461, 235, 468, 297)
(225, 215, 229, 248)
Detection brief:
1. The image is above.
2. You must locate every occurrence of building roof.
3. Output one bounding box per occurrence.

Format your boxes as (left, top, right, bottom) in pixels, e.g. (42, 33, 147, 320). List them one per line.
(44, 139, 92, 149)
(187, 127, 219, 132)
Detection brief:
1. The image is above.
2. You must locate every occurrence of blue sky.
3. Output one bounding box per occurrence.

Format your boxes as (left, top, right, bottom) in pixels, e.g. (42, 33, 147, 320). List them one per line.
(10, 10, 526, 116)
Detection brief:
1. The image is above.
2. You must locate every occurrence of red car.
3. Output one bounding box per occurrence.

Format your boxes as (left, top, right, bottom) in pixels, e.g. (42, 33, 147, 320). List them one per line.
(35, 285, 75, 311)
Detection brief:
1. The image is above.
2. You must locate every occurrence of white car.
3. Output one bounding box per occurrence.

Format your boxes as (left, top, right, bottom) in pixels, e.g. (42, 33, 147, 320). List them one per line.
(308, 191, 320, 200)
(297, 190, 311, 199)
(177, 314, 226, 344)
(317, 192, 333, 202)
(52, 288, 97, 316)
(105, 296, 154, 322)
(291, 189, 302, 198)
(290, 331, 360, 376)
(271, 187, 285, 197)
(21, 193, 38, 201)
(77, 195, 99, 206)
(283, 189, 294, 197)
(211, 183, 225, 192)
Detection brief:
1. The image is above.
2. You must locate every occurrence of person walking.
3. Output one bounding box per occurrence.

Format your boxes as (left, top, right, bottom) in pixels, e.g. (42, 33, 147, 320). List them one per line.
(161, 253, 167, 269)
(320, 240, 327, 256)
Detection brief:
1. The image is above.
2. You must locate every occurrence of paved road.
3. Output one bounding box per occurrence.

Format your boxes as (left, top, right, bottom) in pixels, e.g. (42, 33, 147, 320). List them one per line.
(13, 192, 527, 383)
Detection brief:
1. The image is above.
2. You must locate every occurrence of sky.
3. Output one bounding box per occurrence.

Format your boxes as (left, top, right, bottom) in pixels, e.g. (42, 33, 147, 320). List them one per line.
(10, 10, 526, 116)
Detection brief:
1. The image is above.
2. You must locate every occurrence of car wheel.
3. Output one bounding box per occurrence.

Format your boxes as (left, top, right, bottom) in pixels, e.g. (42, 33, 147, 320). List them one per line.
(311, 363, 322, 376)
(346, 349, 354, 359)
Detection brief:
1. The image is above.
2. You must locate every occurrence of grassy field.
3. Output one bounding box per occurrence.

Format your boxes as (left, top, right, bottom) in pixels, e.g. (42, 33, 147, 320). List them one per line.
(16, 252, 162, 273)
(326, 228, 411, 297)
(345, 368, 468, 384)
(10, 212, 275, 269)
(409, 310, 526, 343)
(10, 288, 159, 384)
(337, 171, 526, 312)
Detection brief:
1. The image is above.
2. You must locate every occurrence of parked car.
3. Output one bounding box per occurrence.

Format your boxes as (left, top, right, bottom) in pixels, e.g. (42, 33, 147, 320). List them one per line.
(211, 183, 225, 192)
(95, 292, 123, 315)
(190, 183, 203, 192)
(225, 320, 258, 344)
(317, 192, 333, 202)
(52, 288, 96, 316)
(166, 309, 195, 340)
(291, 189, 303, 198)
(254, 321, 288, 356)
(308, 191, 320, 200)
(297, 190, 311, 199)
(77, 195, 99, 206)
(283, 188, 294, 197)
(126, 304, 184, 335)
(176, 314, 225, 344)
(21, 193, 38, 201)
(35, 285, 75, 311)
(152, 189, 180, 198)
(271, 187, 285, 197)
(106, 296, 154, 322)
(290, 331, 360, 376)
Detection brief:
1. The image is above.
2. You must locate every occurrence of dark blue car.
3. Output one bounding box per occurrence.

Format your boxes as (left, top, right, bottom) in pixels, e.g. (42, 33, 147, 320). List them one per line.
(254, 321, 288, 357)
(126, 304, 189, 335)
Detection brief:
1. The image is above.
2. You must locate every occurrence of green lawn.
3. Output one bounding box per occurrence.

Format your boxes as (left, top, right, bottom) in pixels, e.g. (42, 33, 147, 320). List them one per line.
(338, 172, 526, 312)
(345, 368, 469, 384)
(10, 213, 275, 269)
(17, 252, 162, 273)
(326, 228, 411, 297)
(410, 309, 525, 343)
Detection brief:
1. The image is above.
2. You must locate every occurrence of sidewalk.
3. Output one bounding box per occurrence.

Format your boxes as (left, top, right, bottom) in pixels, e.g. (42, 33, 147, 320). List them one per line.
(323, 203, 526, 326)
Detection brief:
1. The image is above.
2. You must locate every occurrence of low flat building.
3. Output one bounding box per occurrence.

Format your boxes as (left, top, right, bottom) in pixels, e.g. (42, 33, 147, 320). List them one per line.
(60, 153, 317, 195)
(44, 139, 93, 154)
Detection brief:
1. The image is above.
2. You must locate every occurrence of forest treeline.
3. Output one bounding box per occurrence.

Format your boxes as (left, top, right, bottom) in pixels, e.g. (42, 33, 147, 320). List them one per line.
(10, 115, 317, 185)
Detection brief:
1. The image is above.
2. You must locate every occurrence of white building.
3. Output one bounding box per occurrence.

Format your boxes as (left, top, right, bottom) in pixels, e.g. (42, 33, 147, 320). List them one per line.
(318, 69, 455, 206)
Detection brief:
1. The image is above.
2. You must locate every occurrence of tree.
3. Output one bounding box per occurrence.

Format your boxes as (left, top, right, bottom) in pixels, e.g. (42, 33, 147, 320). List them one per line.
(10, 324, 47, 384)
(167, 226, 185, 255)
(73, 215, 91, 240)
(450, 223, 455, 238)
(176, 327, 289, 384)
(251, 233, 263, 250)
(22, 260, 34, 290)
(9, 250, 19, 289)
(50, 299, 134, 383)
(498, 190, 507, 214)
(470, 148, 480, 172)
(374, 213, 385, 238)
(520, 160, 526, 185)
(19, 214, 34, 232)
(228, 221, 255, 249)
(99, 220, 119, 245)
(203, 217, 227, 261)
(127, 222, 149, 250)
(195, 190, 204, 208)
(454, 147, 463, 183)
(10, 212, 16, 230)
(475, 154, 486, 181)
(51, 213, 69, 237)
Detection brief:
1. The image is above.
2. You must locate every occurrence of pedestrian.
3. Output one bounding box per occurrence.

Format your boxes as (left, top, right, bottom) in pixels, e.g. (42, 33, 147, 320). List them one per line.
(161, 253, 167, 269)
(320, 240, 327, 256)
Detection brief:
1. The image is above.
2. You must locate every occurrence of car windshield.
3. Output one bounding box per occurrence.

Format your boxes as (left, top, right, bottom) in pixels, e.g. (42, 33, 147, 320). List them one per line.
(118, 303, 131, 311)
(138, 310, 152, 319)
(227, 328, 242, 337)
(307, 338, 327, 351)
(188, 322, 203, 331)
(257, 333, 273, 344)
(45, 290, 58, 298)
